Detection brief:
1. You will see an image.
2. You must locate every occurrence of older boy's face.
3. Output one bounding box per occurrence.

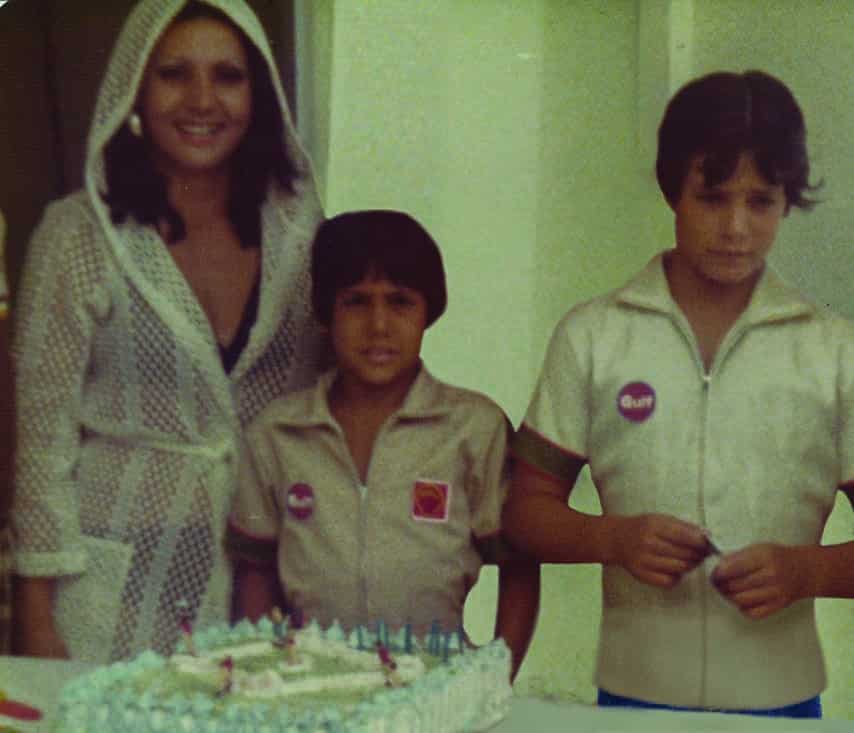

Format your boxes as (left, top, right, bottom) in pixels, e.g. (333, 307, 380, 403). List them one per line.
(331, 275, 428, 397)
(672, 151, 786, 293)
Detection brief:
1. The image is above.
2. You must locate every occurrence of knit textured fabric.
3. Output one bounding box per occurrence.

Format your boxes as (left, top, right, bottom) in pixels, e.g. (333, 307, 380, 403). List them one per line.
(12, 0, 324, 663)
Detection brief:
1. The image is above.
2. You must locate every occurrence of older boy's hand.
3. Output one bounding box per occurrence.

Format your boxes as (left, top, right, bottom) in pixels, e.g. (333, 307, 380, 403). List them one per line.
(614, 514, 710, 588)
(711, 543, 809, 619)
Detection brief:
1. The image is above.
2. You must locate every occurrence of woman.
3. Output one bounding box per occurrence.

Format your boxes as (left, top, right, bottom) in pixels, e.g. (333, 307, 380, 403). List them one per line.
(12, 0, 324, 663)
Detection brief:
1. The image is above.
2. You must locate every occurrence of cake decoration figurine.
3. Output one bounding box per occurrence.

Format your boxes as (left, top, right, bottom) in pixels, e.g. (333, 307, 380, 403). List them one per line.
(176, 600, 197, 657)
(216, 657, 234, 697)
(375, 641, 402, 688)
(285, 605, 304, 665)
(455, 624, 466, 654)
(375, 619, 389, 648)
(442, 630, 453, 662)
(426, 620, 442, 656)
(271, 606, 287, 649)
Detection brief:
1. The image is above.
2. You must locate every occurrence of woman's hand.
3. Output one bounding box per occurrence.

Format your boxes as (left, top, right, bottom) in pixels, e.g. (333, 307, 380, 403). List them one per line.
(612, 513, 711, 588)
(711, 543, 809, 619)
(17, 622, 70, 659)
(12, 576, 70, 659)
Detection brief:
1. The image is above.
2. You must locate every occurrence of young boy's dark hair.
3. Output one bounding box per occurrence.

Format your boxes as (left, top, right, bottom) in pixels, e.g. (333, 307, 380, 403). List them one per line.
(311, 210, 447, 328)
(656, 70, 821, 211)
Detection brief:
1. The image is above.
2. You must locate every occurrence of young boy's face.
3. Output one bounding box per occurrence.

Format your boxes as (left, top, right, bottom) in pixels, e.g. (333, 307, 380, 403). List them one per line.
(671, 151, 786, 293)
(330, 274, 428, 396)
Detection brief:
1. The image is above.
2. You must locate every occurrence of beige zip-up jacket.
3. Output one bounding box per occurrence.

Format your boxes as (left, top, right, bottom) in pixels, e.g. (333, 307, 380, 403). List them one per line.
(517, 252, 854, 709)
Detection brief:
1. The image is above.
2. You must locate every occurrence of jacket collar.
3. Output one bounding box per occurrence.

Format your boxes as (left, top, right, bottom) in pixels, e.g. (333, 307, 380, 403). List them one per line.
(616, 251, 815, 326)
(277, 362, 453, 429)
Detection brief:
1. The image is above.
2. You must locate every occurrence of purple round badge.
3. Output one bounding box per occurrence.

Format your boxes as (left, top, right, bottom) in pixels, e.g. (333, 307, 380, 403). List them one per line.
(286, 483, 315, 520)
(617, 382, 656, 423)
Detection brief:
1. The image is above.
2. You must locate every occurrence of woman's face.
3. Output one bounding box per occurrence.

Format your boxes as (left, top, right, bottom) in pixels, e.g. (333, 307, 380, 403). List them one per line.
(140, 16, 252, 180)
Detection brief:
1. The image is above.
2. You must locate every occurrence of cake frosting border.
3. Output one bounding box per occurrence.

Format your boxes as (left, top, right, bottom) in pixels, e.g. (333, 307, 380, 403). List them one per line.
(53, 618, 512, 732)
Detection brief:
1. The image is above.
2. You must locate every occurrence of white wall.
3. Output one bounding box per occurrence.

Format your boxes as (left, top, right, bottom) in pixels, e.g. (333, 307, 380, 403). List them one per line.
(312, 2, 544, 424)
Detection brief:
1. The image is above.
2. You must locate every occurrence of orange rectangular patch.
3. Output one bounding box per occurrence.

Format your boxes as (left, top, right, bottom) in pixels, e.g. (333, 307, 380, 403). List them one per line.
(411, 480, 450, 522)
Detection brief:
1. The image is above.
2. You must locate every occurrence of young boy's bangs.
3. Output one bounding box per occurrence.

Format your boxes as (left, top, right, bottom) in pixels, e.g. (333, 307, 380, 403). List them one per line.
(336, 243, 426, 296)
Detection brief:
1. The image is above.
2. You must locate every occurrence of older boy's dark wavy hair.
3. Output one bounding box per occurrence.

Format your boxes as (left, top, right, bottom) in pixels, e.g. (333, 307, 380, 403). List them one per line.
(311, 210, 447, 328)
(656, 70, 821, 211)
(102, 0, 299, 248)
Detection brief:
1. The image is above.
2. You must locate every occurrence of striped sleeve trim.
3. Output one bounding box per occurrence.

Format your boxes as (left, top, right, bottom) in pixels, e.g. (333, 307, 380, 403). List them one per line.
(225, 519, 278, 567)
(511, 424, 587, 482)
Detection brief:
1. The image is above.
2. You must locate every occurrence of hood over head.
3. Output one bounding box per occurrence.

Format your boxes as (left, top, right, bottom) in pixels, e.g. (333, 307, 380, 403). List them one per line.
(86, 0, 314, 202)
(78, 0, 323, 387)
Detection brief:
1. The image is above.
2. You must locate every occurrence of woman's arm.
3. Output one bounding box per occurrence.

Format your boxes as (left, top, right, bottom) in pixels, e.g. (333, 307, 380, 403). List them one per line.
(11, 201, 104, 648)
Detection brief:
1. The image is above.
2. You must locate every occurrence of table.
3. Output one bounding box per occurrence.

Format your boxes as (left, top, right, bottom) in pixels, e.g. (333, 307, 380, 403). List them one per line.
(1, 656, 851, 732)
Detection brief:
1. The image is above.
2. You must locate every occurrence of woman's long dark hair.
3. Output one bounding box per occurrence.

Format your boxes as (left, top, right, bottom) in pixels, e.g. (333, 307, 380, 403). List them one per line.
(102, 1, 299, 248)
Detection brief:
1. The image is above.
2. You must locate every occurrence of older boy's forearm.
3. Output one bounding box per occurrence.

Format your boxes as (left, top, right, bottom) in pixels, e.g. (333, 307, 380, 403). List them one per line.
(494, 552, 540, 681)
(801, 541, 854, 600)
(504, 493, 622, 566)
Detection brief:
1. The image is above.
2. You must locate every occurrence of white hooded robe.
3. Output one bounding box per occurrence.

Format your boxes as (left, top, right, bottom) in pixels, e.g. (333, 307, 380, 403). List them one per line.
(12, 0, 324, 663)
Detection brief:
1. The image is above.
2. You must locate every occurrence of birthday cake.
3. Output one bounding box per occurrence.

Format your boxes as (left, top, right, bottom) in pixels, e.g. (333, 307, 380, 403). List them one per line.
(52, 614, 512, 732)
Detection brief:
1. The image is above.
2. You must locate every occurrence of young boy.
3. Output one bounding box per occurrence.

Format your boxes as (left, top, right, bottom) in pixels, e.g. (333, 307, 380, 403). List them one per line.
(227, 210, 538, 678)
(503, 70, 854, 717)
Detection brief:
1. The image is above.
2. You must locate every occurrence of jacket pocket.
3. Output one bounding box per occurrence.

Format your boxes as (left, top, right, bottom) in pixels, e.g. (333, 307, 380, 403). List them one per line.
(54, 535, 133, 663)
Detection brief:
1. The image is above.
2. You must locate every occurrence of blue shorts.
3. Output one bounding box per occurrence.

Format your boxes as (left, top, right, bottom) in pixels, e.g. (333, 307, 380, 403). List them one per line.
(597, 689, 822, 719)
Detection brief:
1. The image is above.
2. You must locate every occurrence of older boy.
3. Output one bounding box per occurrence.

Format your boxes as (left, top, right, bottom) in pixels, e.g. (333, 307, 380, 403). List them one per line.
(503, 71, 854, 717)
(227, 210, 538, 678)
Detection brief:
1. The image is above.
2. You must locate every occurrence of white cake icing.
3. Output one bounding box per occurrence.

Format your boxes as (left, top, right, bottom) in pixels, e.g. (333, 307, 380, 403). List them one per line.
(53, 617, 512, 732)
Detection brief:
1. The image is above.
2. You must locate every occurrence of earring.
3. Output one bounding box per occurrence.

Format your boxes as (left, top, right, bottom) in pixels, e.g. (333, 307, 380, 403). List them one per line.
(128, 111, 143, 138)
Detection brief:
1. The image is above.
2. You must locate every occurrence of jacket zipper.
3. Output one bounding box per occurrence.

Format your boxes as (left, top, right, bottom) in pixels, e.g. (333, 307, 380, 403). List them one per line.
(697, 370, 711, 708)
(355, 422, 389, 627)
(330, 419, 372, 626)
(670, 310, 750, 708)
(356, 461, 370, 625)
